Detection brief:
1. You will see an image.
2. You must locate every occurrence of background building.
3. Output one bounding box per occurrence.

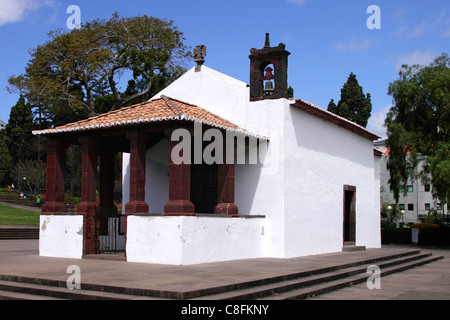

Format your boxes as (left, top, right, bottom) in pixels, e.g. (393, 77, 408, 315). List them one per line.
(376, 140, 447, 224)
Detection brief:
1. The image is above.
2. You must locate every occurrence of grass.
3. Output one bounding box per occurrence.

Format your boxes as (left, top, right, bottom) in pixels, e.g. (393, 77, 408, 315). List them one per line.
(0, 205, 40, 226)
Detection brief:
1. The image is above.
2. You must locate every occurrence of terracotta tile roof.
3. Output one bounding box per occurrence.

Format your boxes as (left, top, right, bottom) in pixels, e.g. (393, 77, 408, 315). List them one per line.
(291, 99, 380, 141)
(33, 96, 266, 139)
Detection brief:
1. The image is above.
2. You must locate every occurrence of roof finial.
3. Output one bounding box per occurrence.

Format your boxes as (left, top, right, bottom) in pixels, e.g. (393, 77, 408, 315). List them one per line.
(264, 33, 270, 48)
(194, 45, 206, 72)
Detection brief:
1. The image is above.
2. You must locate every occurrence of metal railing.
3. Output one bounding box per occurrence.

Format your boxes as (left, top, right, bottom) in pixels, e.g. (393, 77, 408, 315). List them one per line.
(95, 206, 125, 254)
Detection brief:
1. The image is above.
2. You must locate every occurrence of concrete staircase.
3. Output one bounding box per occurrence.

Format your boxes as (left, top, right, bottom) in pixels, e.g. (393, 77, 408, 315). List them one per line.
(0, 249, 442, 300)
(0, 227, 39, 240)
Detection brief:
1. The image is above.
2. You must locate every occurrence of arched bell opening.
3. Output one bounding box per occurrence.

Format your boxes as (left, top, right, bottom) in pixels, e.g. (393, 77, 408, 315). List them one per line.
(261, 63, 275, 96)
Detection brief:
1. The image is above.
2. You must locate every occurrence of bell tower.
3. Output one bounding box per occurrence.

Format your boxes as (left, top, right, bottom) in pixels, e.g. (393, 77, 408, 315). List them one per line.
(249, 33, 290, 101)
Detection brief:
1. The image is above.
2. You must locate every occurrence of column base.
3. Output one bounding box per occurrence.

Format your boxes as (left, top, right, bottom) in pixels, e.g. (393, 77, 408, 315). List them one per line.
(125, 201, 149, 215)
(214, 203, 239, 217)
(77, 201, 98, 256)
(164, 200, 195, 216)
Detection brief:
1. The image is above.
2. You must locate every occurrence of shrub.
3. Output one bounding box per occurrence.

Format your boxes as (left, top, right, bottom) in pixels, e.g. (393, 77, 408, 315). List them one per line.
(419, 225, 450, 246)
(381, 227, 411, 244)
(410, 222, 438, 232)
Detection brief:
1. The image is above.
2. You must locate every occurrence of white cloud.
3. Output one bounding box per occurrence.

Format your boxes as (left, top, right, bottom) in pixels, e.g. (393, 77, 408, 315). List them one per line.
(367, 104, 392, 139)
(394, 9, 448, 39)
(396, 50, 436, 71)
(0, 0, 54, 27)
(333, 36, 372, 54)
(287, 0, 308, 6)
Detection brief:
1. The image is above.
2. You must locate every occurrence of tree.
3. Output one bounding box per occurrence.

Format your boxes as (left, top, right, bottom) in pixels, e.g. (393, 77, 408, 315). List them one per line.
(4, 96, 37, 164)
(0, 133, 12, 184)
(14, 159, 46, 194)
(8, 13, 191, 118)
(327, 73, 372, 127)
(385, 53, 450, 212)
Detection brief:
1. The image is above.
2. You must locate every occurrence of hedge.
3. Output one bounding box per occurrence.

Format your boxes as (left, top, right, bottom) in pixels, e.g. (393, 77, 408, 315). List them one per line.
(381, 225, 450, 246)
(381, 228, 411, 244)
(419, 225, 450, 246)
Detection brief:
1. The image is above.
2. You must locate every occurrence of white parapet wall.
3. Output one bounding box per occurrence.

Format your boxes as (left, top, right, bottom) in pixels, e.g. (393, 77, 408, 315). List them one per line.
(39, 215, 83, 259)
(126, 215, 266, 265)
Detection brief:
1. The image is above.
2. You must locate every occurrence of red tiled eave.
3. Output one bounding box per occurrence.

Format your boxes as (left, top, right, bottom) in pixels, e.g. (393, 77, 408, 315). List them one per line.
(291, 99, 380, 141)
(32, 96, 267, 139)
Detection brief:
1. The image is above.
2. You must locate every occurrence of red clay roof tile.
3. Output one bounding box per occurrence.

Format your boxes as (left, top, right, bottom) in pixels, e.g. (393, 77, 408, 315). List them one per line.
(33, 96, 265, 139)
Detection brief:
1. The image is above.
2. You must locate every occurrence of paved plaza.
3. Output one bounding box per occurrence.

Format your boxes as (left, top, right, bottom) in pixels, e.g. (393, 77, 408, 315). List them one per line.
(0, 238, 448, 300)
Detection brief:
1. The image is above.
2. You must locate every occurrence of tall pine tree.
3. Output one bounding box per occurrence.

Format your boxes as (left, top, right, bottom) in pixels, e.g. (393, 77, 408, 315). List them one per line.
(327, 73, 372, 128)
(4, 96, 37, 164)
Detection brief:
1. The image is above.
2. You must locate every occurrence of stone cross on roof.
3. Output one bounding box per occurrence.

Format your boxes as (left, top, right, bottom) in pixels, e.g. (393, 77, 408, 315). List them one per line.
(194, 45, 206, 72)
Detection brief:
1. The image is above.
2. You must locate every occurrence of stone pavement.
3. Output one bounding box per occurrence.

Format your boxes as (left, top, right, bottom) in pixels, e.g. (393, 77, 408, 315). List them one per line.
(0, 239, 448, 300)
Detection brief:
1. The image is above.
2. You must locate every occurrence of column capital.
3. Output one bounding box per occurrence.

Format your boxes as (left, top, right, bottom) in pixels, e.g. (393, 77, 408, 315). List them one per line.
(126, 131, 149, 142)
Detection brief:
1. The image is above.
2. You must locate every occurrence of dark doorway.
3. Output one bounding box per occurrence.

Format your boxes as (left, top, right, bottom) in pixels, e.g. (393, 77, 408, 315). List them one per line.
(343, 185, 356, 244)
(190, 163, 218, 213)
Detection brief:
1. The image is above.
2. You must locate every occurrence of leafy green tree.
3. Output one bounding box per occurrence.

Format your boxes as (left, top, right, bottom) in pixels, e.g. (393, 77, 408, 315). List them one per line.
(327, 73, 372, 127)
(327, 99, 337, 114)
(0, 133, 12, 184)
(385, 53, 450, 212)
(4, 96, 37, 164)
(8, 13, 190, 118)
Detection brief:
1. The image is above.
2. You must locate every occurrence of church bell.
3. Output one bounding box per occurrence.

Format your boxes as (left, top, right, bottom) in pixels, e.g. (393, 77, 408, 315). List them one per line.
(264, 80, 274, 93)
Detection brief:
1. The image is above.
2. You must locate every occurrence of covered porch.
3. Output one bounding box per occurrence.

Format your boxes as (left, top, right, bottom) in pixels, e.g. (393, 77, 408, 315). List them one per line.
(34, 96, 266, 264)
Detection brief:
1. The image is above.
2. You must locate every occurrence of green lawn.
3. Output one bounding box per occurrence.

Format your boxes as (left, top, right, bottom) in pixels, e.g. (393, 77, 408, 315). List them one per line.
(0, 205, 40, 226)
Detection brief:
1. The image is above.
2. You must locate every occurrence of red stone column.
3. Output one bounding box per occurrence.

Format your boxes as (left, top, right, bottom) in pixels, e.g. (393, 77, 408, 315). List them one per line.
(124, 131, 149, 215)
(98, 149, 117, 236)
(99, 149, 117, 211)
(42, 140, 67, 215)
(77, 136, 99, 255)
(215, 140, 238, 216)
(215, 163, 239, 216)
(164, 130, 195, 216)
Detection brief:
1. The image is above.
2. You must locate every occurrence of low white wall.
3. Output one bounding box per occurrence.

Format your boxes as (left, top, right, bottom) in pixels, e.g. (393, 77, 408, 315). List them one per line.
(126, 215, 265, 265)
(39, 215, 83, 259)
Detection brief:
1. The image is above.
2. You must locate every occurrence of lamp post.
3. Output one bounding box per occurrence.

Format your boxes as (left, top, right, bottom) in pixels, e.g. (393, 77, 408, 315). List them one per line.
(401, 209, 405, 227)
(22, 176, 27, 195)
(387, 205, 392, 227)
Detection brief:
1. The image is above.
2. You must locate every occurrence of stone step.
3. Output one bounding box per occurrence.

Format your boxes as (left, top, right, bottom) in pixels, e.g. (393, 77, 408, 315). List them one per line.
(0, 279, 168, 300)
(190, 252, 439, 300)
(259, 254, 443, 300)
(0, 289, 63, 300)
(342, 246, 366, 252)
(0, 227, 39, 240)
(186, 249, 423, 299)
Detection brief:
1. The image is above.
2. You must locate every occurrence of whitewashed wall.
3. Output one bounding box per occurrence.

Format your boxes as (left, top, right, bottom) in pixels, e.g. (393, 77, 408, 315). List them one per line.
(39, 215, 83, 259)
(126, 215, 265, 265)
(282, 106, 381, 257)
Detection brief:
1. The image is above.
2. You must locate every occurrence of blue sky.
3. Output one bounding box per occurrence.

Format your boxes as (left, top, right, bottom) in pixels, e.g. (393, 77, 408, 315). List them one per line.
(0, 0, 449, 138)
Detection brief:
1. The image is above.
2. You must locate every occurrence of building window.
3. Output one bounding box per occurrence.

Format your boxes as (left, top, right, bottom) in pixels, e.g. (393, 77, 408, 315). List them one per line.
(424, 184, 431, 192)
(399, 204, 405, 211)
(407, 185, 413, 192)
(408, 204, 414, 211)
(425, 203, 431, 211)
